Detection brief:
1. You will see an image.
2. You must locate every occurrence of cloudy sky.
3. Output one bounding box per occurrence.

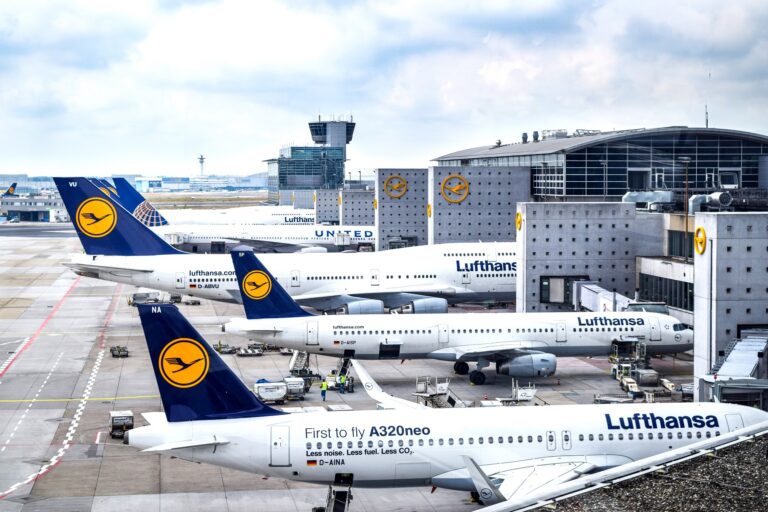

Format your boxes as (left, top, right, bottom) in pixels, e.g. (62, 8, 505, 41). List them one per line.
(1, 0, 766, 177)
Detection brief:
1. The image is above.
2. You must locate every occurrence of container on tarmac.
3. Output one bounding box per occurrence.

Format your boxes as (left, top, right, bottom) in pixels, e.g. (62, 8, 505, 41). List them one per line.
(253, 382, 288, 404)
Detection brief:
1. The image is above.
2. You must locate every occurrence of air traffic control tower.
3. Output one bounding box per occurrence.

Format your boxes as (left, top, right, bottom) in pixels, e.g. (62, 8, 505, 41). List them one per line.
(267, 117, 356, 204)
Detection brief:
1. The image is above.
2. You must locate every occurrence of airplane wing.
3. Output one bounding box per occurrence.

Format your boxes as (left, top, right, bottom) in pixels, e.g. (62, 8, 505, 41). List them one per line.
(461, 456, 595, 504)
(428, 341, 550, 362)
(64, 261, 152, 274)
(351, 360, 426, 411)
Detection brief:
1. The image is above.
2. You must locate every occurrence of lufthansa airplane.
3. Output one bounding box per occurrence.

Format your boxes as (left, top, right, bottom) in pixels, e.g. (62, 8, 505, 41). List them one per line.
(2, 182, 17, 197)
(127, 303, 767, 505)
(111, 177, 315, 226)
(96, 178, 344, 252)
(54, 178, 517, 313)
(224, 250, 692, 384)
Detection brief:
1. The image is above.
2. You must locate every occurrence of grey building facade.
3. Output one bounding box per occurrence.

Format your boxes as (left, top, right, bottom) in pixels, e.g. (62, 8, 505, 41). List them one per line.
(516, 202, 664, 312)
(374, 168, 428, 250)
(315, 189, 340, 224)
(693, 212, 768, 394)
(340, 189, 374, 226)
(428, 166, 529, 244)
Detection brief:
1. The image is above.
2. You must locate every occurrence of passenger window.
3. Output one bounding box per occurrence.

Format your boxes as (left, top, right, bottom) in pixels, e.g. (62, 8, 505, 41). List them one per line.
(468, 438, 474, 445)
(537, 435, 542, 443)
(368, 441, 373, 448)
(409, 439, 413, 447)
(378, 440, 384, 447)
(598, 434, 604, 441)
(479, 437, 484, 444)
(448, 438, 454, 446)
(527, 436, 533, 443)
(608, 434, 613, 441)
(327, 442, 332, 449)
(398, 439, 404, 447)
(306, 442, 312, 449)
(418, 439, 424, 446)
(696, 432, 701, 439)
(588, 434, 594, 441)
(458, 438, 464, 445)
(499, 436, 504, 444)
(518, 436, 523, 443)
(347, 441, 352, 448)
(388, 440, 393, 447)
(429, 439, 434, 446)
(687, 432, 692, 439)
(439, 439, 444, 446)
(618, 434, 624, 440)
(358, 441, 363, 448)
(578, 434, 584, 441)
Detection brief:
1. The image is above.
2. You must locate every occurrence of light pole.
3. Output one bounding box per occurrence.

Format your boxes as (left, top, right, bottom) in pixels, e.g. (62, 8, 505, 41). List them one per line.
(678, 156, 692, 262)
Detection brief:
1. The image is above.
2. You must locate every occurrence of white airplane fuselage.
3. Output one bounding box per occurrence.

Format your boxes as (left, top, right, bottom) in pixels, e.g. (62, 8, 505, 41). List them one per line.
(158, 206, 315, 225)
(128, 402, 766, 490)
(67, 242, 517, 306)
(152, 224, 375, 251)
(225, 311, 693, 361)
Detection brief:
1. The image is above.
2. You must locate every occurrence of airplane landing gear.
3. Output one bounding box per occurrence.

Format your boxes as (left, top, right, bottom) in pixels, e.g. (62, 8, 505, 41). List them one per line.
(469, 371, 486, 385)
(453, 361, 469, 375)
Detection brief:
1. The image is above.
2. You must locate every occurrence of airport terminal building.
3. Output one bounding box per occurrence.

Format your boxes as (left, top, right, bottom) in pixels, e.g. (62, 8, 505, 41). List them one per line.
(434, 127, 768, 200)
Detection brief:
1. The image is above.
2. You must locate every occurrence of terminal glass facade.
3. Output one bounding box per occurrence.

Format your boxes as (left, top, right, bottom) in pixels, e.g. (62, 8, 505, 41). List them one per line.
(267, 147, 345, 202)
(639, 273, 694, 311)
(563, 133, 765, 197)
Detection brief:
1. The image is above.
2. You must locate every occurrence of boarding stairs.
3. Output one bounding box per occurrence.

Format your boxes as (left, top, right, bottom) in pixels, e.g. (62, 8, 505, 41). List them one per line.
(413, 376, 468, 408)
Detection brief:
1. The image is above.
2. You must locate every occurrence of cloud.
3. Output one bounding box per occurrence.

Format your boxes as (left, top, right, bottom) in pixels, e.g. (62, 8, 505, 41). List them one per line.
(0, 0, 765, 176)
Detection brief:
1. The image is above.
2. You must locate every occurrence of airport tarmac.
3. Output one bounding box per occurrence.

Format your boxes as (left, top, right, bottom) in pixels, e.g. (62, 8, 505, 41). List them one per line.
(0, 225, 695, 512)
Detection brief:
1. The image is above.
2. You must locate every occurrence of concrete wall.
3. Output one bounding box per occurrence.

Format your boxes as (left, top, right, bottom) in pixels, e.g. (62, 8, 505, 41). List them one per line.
(516, 202, 664, 312)
(315, 189, 340, 224)
(340, 189, 374, 226)
(374, 168, 428, 250)
(693, 212, 768, 396)
(428, 166, 529, 245)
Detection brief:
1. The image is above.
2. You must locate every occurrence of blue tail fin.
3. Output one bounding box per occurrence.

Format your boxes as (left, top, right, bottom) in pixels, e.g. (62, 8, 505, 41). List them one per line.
(53, 177, 181, 256)
(2, 182, 17, 196)
(137, 303, 284, 422)
(231, 248, 312, 319)
(91, 178, 120, 200)
(112, 177, 168, 226)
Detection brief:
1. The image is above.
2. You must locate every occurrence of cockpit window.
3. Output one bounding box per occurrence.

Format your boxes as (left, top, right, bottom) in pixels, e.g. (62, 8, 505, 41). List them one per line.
(673, 324, 689, 332)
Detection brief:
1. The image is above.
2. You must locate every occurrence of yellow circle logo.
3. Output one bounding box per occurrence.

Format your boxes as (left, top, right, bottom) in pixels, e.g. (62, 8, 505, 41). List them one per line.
(242, 270, 272, 300)
(159, 338, 209, 389)
(75, 198, 117, 238)
(515, 212, 523, 231)
(440, 175, 469, 203)
(694, 227, 707, 255)
(384, 175, 407, 199)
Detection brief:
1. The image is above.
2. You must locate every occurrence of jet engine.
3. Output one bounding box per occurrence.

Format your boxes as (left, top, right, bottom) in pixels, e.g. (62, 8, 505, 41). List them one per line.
(393, 297, 449, 314)
(495, 353, 556, 378)
(331, 299, 385, 315)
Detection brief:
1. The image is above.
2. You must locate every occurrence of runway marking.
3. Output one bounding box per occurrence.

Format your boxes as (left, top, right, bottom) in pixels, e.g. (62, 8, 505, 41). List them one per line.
(0, 338, 27, 347)
(0, 284, 121, 500)
(0, 394, 160, 403)
(1, 352, 63, 457)
(0, 276, 81, 379)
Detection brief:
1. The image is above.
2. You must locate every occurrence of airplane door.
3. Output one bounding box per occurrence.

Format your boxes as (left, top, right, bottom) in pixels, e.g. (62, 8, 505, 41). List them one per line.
(556, 322, 567, 342)
(438, 324, 449, 346)
(546, 430, 556, 451)
(649, 317, 661, 341)
(725, 413, 744, 432)
(370, 269, 379, 286)
(291, 270, 300, 288)
(461, 272, 471, 285)
(306, 322, 318, 345)
(561, 430, 572, 451)
(269, 425, 291, 467)
(175, 272, 185, 289)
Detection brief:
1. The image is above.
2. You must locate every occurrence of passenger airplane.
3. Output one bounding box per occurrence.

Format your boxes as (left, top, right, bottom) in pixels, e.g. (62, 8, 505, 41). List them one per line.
(224, 249, 692, 384)
(2, 182, 17, 197)
(54, 178, 517, 313)
(104, 178, 373, 252)
(127, 303, 767, 505)
(111, 177, 315, 226)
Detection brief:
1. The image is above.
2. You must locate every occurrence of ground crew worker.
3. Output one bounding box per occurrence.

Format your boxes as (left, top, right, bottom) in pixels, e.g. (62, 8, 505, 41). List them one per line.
(340, 374, 347, 394)
(320, 380, 328, 401)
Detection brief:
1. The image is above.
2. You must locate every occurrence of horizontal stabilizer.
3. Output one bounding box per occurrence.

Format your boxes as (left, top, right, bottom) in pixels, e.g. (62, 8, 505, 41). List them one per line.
(352, 360, 426, 411)
(142, 435, 229, 452)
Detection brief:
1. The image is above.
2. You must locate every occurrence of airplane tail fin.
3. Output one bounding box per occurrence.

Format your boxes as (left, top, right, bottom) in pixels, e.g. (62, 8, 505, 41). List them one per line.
(112, 177, 168, 226)
(91, 178, 121, 202)
(2, 182, 17, 196)
(231, 247, 312, 319)
(53, 177, 182, 256)
(137, 304, 285, 422)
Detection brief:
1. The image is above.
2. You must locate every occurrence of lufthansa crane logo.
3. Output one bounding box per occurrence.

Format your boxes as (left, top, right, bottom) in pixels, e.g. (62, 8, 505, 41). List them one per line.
(384, 175, 407, 199)
(75, 198, 117, 238)
(440, 175, 469, 203)
(694, 227, 707, 255)
(515, 212, 523, 231)
(159, 338, 209, 389)
(242, 270, 272, 300)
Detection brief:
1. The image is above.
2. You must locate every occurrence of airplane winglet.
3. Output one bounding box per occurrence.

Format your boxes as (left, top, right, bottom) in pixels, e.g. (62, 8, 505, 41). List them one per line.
(461, 456, 506, 505)
(351, 360, 426, 411)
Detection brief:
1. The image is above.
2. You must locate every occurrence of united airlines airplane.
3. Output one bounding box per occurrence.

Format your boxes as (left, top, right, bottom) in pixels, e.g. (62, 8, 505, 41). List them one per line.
(224, 249, 692, 384)
(127, 303, 767, 505)
(54, 178, 517, 313)
(111, 177, 315, 226)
